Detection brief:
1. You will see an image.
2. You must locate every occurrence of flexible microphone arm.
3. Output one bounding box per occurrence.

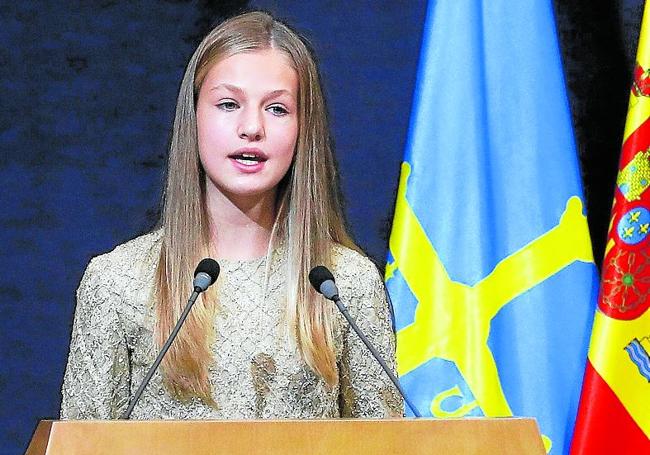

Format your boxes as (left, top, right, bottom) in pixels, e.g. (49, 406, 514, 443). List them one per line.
(120, 289, 201, 419)
(330, 294, 422, 418)
(119, 259, 220, 419)
(309, 265, 421, 417)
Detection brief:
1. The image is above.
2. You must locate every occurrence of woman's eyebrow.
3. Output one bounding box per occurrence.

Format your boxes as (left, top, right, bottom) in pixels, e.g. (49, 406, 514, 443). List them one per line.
(210, 84, 294, 100)
(210, 83, 245, 95)
(263, 89, 294, 101)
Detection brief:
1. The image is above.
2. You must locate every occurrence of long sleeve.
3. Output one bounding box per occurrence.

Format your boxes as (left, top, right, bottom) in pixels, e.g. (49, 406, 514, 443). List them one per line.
(60, 257, 130, 419)
(337, 257, 404, 418)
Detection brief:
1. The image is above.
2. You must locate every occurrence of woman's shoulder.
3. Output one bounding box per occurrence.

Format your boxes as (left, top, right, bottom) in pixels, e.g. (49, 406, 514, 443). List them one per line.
(329, 244, 393, 327)
(83, 229, 163, 288)
(330, 243, 384, 294)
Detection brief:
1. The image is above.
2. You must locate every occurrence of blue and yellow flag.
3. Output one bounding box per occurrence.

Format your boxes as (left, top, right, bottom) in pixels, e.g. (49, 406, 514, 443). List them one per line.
(385, 1, 599, 453)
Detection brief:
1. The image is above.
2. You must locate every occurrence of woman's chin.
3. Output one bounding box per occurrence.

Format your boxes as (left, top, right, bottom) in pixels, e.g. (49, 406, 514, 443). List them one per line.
(212, 182, 278, 202)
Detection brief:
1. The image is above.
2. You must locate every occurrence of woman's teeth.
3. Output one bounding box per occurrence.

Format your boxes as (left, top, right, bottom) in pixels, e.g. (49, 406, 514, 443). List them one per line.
(234, 155, 260, 165)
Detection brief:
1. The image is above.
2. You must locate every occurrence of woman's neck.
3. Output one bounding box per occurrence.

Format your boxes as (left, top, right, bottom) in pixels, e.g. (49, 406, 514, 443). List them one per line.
(205, 183, 277, 261)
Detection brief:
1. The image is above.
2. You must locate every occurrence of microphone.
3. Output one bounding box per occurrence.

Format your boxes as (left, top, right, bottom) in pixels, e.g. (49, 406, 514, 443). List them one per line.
(193, 258, 221, 292)
(120, 258, 220, 419)
(309, 265, 422, 418)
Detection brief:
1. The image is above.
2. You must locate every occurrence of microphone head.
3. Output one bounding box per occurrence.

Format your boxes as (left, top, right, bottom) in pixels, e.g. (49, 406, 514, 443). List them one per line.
(309, 266, 339, 300)
(309, 266, 335, 290)
(193, 258, 220, 292)
(195, 258, 220, 281)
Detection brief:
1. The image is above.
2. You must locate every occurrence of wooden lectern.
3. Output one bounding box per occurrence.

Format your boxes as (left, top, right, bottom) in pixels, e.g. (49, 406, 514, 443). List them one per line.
(26, 418, 546, 454)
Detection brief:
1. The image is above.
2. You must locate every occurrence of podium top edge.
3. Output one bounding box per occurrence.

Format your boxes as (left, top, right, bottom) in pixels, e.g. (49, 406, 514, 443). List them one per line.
(43, 417, 538, 423)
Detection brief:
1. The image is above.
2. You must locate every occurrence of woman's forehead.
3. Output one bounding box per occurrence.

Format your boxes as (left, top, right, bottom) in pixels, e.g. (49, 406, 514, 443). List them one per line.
(201, 49, 298, 96)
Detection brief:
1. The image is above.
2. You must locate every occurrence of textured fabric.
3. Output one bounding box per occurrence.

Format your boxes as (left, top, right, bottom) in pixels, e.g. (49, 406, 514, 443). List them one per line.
(60, 230, 403, 420)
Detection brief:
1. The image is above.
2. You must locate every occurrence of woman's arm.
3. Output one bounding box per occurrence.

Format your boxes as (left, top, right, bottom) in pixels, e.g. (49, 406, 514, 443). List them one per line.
(60, 257, 130, 419)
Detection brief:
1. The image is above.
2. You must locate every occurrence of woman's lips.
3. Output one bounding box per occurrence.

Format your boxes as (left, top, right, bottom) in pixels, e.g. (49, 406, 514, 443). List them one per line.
(228, 148, 268, 173)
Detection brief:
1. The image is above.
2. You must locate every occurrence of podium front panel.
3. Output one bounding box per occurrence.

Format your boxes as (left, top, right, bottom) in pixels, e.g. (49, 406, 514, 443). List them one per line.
(27, 418, 546, 454)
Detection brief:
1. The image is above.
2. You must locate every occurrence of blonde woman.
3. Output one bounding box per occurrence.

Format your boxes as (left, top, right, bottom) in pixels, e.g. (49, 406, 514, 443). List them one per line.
(60, 11, 402, 420)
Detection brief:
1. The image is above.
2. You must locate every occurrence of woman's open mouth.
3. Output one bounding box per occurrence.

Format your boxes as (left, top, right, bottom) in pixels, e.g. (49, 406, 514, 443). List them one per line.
(231, 153, 266, 165)
(228, 149, 268, 172)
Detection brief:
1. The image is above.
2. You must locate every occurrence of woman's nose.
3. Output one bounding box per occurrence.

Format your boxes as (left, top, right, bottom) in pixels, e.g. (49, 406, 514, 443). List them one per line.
(237, 108, 264, 141)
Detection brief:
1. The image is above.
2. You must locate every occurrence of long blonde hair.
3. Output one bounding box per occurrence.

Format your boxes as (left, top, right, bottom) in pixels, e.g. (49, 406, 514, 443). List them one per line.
(155, 11, 358, 402)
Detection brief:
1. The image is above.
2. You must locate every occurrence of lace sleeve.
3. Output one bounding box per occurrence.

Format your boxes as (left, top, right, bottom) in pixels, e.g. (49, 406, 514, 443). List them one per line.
(60, 257, 130, 419)
(338, 260, 404, 418)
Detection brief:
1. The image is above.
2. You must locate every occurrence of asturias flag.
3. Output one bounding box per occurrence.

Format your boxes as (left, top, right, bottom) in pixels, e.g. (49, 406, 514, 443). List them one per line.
(571, 3, 650, 453)
(385, 1, 599, 453)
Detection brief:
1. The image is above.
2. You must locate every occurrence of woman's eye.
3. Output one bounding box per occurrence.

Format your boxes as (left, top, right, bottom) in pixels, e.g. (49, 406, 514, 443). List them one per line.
(268, 105, 289, 116)
(217, 101, 238, 111)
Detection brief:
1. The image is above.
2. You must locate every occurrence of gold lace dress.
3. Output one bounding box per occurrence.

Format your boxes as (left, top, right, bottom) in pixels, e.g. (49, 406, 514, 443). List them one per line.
(60, 231, 403, 420)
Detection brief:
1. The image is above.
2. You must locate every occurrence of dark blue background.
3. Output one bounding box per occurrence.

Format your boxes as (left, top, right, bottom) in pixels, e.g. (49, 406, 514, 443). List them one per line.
(0, 1, 643, 453)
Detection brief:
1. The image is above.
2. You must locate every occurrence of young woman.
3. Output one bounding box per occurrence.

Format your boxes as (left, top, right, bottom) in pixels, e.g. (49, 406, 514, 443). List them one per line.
(60, 11, 402, 420)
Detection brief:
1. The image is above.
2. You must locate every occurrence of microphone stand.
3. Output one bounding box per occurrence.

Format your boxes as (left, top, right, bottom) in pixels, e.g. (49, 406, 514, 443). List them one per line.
(119, 289, 201, 419)
(332, 295, 422, 418)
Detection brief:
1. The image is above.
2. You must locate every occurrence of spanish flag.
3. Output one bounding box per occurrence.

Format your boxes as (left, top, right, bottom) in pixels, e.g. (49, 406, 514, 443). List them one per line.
(571, 2, 650, 453)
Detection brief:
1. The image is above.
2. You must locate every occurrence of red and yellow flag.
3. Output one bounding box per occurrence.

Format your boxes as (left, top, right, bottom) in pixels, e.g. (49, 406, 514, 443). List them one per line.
(571, 3, 650, 454)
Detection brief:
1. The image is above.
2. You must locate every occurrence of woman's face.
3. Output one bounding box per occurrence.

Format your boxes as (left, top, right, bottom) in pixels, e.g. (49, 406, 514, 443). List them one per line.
(196, 49, 299, 201)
